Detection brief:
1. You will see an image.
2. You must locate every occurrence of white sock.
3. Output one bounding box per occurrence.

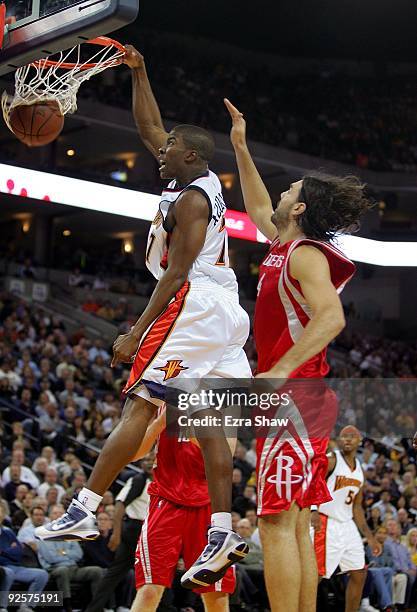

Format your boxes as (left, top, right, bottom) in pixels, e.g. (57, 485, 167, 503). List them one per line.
(211, 512, 232, 531)
(78, 487, 102, 513)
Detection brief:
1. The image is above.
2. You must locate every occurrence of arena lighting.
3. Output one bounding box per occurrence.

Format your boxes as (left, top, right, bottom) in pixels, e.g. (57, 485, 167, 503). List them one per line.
(1, 162, 417, 267)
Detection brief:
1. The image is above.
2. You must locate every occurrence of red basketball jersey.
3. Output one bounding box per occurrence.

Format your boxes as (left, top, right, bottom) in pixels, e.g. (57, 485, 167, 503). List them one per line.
(148, 429, 209, 507)
(254, 238, 355, 377)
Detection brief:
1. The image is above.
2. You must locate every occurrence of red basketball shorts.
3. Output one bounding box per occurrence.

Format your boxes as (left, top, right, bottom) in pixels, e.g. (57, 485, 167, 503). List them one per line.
(256, 379, 338, 516)
(135, 495, 236, 593)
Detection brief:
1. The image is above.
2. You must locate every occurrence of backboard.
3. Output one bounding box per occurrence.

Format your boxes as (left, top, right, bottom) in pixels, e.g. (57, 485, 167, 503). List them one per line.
(0, 0, 138, 75)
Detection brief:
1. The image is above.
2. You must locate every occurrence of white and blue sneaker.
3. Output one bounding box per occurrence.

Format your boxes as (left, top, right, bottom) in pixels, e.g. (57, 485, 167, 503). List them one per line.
(34, 498, 99, 541)
(181, 528, 249, 589)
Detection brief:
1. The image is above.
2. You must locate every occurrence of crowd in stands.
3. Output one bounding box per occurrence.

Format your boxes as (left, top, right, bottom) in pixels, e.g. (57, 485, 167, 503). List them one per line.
(80, 29, 417, 173)
(1, 290, 417, 610)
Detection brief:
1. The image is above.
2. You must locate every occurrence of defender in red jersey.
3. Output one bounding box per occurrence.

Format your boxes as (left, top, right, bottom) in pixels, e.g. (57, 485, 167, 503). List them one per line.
(130, 408, 235, 612)
(225, 98, 372, 612)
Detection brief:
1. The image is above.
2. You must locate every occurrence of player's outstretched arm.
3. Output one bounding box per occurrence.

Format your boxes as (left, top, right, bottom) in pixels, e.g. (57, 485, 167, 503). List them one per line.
(133, 408, 166, 461)
(224, 98, 277, 242)
(123, 44, 168, 159)
(257, 246, 346, 379)
(111, 190, 208, 366)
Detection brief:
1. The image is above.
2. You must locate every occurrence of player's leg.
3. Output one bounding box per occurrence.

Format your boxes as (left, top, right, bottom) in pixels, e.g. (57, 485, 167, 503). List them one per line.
(259, 504, 301, 612)
(194, 408, 233, 515)
(35, 396, 156, 539)
(180, 300, 251, 589)
(339, 522, 367, 612)
(201, 592, 229, 612)
(130, 585, 164, 612)
(345, 569, 367, 612)
(296, 507, 318, 612)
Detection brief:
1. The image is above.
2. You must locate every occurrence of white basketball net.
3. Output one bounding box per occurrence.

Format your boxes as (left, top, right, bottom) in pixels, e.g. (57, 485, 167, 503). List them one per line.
(2, 39, 124, 132)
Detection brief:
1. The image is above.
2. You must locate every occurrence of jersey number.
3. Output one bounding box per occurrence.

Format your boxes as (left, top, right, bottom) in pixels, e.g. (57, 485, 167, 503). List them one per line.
(146, 233, 156, 263)
(345, 489, 356, 505)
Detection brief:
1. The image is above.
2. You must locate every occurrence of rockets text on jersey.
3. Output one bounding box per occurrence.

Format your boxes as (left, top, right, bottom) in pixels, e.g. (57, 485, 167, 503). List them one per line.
(145, 170, 238, 292)
(254, 237, 356, 376)
(319, 450, 364, 522)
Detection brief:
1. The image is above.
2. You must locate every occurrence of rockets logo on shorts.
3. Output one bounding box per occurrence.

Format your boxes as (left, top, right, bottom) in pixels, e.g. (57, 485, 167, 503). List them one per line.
(155, 359, 188, 381)
(266, 452, 305, 502)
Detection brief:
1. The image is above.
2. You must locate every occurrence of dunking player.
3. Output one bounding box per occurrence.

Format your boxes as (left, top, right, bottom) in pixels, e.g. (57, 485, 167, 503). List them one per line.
(130, 407, 235, 612)
(312, 426, 381, 612)
(36, 47, 251, 585)
(225, 98, 372, 612)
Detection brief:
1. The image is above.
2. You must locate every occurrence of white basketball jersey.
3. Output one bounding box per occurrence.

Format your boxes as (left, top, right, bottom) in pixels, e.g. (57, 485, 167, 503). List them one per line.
(319, 450, 364, 522)
(145, 170, 238, 292)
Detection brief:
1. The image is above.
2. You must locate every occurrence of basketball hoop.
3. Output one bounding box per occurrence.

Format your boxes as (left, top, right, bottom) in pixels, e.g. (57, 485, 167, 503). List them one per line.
(1, 36, 126, 132)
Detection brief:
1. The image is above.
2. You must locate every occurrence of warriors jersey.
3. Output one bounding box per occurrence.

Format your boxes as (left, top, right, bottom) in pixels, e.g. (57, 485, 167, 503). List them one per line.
(146, 170, 237, 292)
(254, 238, 355, 376)
(319, 450, 364, 522)
(147, 429, 209, 507)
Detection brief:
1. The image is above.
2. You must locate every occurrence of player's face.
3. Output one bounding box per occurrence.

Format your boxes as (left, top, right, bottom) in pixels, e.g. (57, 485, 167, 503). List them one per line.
(271, 180, 303, 229)
(338, 429, 362, 453)
(158, 131, 187, 179)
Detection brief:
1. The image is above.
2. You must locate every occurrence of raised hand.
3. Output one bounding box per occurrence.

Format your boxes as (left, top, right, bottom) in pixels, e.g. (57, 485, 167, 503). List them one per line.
(224, 98, 247, 149)
(123, 44, 145, 69)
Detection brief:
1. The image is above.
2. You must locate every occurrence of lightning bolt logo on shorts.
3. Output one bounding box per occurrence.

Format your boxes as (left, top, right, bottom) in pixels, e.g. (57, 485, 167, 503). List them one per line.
(155, 359, 188, 381)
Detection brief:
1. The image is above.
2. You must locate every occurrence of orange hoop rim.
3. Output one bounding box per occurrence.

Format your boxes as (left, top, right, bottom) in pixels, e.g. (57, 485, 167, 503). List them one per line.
(31, 36, 126, 71)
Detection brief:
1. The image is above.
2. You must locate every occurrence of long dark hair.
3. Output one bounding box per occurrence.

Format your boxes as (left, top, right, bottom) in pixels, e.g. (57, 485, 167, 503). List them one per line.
(298, 171, 374, 241)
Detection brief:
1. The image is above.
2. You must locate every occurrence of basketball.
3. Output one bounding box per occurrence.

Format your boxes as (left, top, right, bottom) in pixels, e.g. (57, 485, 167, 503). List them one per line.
(9, 100, 64, 147)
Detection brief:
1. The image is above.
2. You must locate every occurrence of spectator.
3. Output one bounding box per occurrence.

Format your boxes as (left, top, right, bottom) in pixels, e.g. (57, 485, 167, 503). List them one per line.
(233, 484, 257, 517)
(37, 468, 66, 502)
(2, 464, 33, 502)
(88, 340, 110, 363)
(19, 258, 36, 279)
(398, 507, 412, 536)
(92, 275, 109, 291)
(82, 296, 100, 314)
(39, 403, 63, 443)
(406, 528, 417, 566)
(366, 526, 395, 611)
(84, 467, 150, 612)
(37, 506, 104, 612)
(17, 506, 48, 548)
(96, 301, 115, 321)
(0, 503, 48, 612)
(82, 512, 133, 612)
(372, 491, 398, 521)
(385, 519, 416, 608)
(68, 268, 85, 289)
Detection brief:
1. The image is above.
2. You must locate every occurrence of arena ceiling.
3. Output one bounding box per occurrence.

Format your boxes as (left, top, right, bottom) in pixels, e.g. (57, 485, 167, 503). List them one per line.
(132, 0, 417, 62)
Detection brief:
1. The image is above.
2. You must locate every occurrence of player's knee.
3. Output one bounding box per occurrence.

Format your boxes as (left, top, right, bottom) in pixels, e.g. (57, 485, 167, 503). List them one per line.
(133, 584, 163, 611)
(202, 591, 229, 612)
(259, 511, 297, 539)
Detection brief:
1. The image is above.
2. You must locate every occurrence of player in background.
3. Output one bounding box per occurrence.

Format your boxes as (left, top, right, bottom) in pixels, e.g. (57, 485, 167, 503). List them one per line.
(225, 98, 372, 612)
(36, 47, 251, 588)
(312, 426, 381, 612)
(130, 407, 235, 612)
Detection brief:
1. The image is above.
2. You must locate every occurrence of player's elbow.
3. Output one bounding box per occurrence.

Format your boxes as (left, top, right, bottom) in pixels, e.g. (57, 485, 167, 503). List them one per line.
(322, 306, 346, 337)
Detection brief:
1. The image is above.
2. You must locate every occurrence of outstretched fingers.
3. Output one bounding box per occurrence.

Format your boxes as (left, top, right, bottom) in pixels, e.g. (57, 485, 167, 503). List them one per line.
(224, 98, 243, 120)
